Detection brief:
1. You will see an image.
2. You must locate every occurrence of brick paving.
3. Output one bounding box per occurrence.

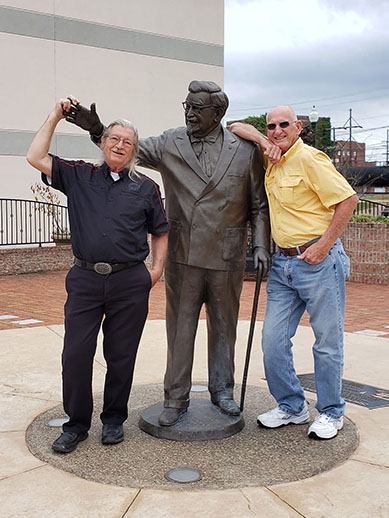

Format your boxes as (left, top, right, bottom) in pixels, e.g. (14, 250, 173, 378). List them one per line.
(0, 270, 388, 334)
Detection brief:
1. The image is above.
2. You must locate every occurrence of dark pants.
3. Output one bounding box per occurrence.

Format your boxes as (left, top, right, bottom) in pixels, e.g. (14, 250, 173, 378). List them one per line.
(62, 263, 151, 434)
(164, 260, 244, 408)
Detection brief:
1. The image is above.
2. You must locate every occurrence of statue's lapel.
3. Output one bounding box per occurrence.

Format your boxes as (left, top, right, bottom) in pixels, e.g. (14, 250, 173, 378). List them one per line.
(174, 132, 209, 184)
(198, 128, 240, 199)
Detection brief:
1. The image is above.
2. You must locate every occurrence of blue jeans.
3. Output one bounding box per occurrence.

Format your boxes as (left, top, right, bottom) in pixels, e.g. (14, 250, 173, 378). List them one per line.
(262, 239, 350, 418)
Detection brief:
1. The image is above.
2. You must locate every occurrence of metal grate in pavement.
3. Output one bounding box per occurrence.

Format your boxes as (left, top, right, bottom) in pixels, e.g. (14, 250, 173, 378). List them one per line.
(297, 373, 389, 409)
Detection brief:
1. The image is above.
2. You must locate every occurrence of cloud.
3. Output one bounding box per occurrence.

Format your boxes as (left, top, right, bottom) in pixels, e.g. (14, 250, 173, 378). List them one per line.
(225, 0, 376, 55)
(224, 0, 389, 159)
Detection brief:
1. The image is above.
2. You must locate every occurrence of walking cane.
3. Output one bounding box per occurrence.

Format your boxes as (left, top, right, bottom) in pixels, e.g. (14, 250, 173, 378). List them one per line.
(240, 262, 263, 412)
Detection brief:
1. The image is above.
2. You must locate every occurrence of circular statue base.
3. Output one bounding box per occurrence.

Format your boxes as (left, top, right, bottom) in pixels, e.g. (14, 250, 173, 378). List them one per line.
(139, 399, 244, 441)
(26, 384, 359, 490)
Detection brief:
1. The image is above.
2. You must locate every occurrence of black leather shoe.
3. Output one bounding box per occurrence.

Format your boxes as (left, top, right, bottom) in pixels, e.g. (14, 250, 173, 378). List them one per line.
(52, 431, 88, 453)
(158, 407, 187, 426)
(211, 397, 241, 416)
(102, 424, 124, 445)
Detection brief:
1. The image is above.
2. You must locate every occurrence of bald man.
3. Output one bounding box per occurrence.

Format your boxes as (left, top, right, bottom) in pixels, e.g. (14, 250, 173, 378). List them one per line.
(231, 107, 358, 440)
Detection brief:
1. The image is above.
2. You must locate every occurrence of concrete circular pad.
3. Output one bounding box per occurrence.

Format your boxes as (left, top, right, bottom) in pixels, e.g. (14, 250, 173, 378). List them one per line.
(139, 400, 244, 441)
(26, 384, 359, 490)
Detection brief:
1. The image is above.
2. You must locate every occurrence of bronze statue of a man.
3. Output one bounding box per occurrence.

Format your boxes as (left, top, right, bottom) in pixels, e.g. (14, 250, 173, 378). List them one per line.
(66, 81, 271, 426)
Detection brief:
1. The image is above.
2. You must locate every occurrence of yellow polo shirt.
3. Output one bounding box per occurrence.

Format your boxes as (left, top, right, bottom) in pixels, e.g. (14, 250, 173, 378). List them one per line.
(265, 138, 356, 248)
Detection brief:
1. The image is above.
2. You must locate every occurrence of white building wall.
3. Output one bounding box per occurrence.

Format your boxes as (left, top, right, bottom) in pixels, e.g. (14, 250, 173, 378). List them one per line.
(0, 0, 224, 200)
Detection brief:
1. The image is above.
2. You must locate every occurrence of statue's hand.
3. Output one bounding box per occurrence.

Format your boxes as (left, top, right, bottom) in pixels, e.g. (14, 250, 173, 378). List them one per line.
(253, 246, 271, 278)
(64, 99, 104, 137)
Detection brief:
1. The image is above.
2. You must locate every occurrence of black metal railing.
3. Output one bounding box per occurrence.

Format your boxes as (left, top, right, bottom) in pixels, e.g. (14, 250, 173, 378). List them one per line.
(355, 198, 389, 217)
(1, 195, 387, 248)
(0, 198, 70, 246)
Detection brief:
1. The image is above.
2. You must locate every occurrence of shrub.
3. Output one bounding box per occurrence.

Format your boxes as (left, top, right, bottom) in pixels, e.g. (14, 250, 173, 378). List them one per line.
(350, 214, 389, 223)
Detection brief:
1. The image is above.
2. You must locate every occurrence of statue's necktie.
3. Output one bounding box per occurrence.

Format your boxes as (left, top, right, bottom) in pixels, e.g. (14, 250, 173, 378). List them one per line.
(192, 136, 217, 177)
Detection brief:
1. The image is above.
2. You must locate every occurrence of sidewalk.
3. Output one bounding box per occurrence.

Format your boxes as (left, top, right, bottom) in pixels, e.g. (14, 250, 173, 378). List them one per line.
(0, 272, 388, 517)
(1, 271, 388, 334)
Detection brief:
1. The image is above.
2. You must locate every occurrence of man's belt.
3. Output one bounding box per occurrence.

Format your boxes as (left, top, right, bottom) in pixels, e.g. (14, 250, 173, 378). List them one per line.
(74, 257, 138, 275)
(278, 238, 319, 256)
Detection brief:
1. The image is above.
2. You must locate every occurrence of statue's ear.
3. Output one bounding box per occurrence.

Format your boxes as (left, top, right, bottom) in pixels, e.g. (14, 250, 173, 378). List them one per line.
(214, 107, 225, 123)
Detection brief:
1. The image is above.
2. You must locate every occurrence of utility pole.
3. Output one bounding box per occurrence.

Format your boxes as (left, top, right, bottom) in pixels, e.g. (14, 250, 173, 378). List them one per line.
(344, 109, 362, 165)
(332, 110, 362, 167)
(386, 129, 389, 165)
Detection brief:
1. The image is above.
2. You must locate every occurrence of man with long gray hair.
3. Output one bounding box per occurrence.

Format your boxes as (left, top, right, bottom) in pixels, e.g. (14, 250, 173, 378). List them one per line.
(27, 98, 169, 453)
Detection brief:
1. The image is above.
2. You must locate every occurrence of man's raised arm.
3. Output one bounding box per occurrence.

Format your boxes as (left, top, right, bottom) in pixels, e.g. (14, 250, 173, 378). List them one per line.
(27, 98, 72, 177)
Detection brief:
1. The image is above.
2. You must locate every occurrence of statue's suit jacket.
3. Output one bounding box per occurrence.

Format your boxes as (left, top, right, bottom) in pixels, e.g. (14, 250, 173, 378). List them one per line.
(138, 126, 270, 270)
(138, 125, 270, 404)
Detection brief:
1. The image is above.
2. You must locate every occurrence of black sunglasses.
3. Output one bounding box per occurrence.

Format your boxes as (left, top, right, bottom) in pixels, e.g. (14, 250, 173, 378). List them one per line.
(266, 120, 297, 131)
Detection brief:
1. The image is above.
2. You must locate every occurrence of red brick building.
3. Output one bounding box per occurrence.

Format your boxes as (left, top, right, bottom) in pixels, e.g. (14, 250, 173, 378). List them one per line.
(333, 140, 370, 167)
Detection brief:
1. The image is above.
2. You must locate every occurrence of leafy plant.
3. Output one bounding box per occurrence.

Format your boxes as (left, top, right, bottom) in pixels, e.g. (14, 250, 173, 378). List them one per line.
(350, 214, 389, 223)
(30, 183, 70, 235)
(243, 115, 267, 133)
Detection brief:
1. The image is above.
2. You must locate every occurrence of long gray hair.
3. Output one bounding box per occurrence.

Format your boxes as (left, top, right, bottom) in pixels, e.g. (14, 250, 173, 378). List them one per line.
(102, 119, 140, 179)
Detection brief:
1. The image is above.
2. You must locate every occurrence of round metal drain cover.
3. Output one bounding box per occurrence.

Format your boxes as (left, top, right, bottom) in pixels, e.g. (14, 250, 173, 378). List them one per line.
(191, 384, 207, 392)
(47, 417, 69, 428)
(165, 468, 202, 484)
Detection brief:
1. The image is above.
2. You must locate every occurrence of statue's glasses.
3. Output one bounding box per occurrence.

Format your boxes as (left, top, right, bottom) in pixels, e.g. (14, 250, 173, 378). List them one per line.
(182, 101, 215, 114)
(266, 121, 297, 131)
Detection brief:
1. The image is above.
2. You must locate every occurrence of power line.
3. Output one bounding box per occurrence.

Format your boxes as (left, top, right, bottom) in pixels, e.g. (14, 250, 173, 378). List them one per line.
(226, 87, 389, 115)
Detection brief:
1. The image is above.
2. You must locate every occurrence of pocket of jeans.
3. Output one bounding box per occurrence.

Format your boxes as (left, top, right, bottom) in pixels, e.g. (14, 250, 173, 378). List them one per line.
(302, 253, 332, 267)
(338, 250, 350, 279)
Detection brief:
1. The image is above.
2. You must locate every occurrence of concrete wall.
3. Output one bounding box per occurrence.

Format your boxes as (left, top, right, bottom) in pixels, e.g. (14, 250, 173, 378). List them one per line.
(0, 1, 224, 201)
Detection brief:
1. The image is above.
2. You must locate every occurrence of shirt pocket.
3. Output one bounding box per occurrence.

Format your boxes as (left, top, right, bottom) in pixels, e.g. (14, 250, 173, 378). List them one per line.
(118, 192, 147, 228)
(277, 175, 304, 206)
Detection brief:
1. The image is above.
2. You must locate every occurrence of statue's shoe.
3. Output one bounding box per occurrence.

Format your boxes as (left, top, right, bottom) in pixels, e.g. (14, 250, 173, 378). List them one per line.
(158, 407, 188, 426)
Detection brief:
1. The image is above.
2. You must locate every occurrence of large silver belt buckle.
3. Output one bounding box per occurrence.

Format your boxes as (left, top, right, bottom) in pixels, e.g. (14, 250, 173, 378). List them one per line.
(94, 262, 112, 275)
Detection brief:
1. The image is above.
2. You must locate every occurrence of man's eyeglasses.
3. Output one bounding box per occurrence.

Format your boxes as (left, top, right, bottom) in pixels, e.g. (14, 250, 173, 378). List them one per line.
(266, 120, 297, 131)
(182, 101, 214, 113)
(108, 135, 134, 148)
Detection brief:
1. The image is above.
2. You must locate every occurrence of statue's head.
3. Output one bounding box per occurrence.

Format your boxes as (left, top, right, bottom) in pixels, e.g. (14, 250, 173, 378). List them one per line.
(183, 80, 229, 138)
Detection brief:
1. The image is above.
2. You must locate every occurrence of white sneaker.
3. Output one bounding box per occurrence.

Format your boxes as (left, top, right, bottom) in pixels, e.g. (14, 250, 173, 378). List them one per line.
(257, 402, 309, 428)
(308, 414, 344, 439)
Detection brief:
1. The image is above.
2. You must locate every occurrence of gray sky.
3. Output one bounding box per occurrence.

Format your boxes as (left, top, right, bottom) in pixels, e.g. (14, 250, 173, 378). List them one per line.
(224, 0, 389, 163)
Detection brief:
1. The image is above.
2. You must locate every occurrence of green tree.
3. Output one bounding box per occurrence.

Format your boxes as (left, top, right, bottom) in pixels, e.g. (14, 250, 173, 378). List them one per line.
(243, 114, 267, 134)
(315, 117, 334, 158)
